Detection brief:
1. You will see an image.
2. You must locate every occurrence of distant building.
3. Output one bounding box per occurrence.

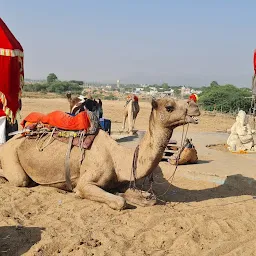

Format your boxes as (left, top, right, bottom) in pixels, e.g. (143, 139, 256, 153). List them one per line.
(181, 86, 191, 97)
(191, 89, 202, 94)
(135, 88, 144, 94)
(117, 80, 120, 88)
(162, 89, 174, 97)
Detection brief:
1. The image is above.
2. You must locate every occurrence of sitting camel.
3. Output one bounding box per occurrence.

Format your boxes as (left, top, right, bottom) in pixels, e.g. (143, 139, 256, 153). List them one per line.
(169, 138, 198, 165)
(66, 92, 102, 118)
(122, 94, 140, 134)
(0, 98, 200, 210)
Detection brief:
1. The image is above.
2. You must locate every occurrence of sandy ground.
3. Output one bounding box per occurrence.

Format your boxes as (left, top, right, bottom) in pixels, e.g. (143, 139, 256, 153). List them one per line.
(1, 98, 256, 256)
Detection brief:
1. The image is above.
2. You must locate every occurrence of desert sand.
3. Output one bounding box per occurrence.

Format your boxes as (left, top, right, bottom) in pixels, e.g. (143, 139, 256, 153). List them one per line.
(1, 98, 256, 256)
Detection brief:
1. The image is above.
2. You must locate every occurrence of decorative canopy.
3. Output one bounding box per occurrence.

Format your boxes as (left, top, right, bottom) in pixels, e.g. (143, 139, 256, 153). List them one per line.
(0, 18, 24, 122)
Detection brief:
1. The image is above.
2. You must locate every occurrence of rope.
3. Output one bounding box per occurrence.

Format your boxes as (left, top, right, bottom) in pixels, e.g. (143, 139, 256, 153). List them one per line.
(128, 111, 191, 204)
(129, 145, 140, 189)
(152, 123, 189, 185)
(144, 113, 191, 202)
(35, 128, 56, 151)
(78, 130, 86, 164)
(65, 136, 74, 191)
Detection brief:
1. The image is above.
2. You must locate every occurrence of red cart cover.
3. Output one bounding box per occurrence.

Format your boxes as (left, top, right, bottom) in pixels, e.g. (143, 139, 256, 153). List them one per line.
(0, 18, 24, 122)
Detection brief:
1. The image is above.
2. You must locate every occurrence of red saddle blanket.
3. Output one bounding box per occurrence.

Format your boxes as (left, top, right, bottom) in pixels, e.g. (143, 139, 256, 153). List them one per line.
(21, 111, 90, 131)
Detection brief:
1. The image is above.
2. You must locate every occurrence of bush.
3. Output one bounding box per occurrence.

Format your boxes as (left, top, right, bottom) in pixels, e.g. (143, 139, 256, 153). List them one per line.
(23, 81, 83, 95)
(199, 84, 251, 113)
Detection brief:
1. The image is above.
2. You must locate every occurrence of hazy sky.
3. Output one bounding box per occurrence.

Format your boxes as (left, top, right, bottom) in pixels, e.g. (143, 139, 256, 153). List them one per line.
(2, 0, 256, 87)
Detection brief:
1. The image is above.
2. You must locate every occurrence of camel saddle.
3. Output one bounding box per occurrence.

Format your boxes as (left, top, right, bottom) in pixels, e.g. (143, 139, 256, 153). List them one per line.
(18, 110, 101, 192)
(20, 110, 100, 149)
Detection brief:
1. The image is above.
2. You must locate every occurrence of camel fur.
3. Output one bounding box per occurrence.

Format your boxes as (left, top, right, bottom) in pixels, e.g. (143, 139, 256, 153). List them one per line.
(0, 98, 200, 210)
(122, 95, 140, 134)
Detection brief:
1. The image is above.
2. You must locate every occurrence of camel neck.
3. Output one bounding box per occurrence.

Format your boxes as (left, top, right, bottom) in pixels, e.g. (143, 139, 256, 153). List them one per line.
(112, 111, 173, 182)
(135, 111, 173, 179)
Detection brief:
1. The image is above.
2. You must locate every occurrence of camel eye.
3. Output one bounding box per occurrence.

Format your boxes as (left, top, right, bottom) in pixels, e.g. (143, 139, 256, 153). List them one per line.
(166, 106, 174, 112)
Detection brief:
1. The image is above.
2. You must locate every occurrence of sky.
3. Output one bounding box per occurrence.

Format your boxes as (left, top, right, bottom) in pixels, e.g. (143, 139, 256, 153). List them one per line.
(1, 0, 256, 87)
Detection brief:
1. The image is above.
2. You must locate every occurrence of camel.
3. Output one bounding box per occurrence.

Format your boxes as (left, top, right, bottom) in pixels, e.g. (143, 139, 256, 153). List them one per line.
(169, 138, 198, 165)
(66, 92, 101, 117)
(0, 98, 200, 210)
(122, 95, 140, 134)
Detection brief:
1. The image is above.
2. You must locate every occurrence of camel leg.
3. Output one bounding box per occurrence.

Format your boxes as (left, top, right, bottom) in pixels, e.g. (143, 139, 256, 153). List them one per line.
(127, 110, 134, 134)
(132, 118, 136, 129)
(75, 174, 126, 210)
(0, 143, 30, 187)
(0, 161, 30, 187)
(122, 113, 128, 131)
(0, 168, 6, 179)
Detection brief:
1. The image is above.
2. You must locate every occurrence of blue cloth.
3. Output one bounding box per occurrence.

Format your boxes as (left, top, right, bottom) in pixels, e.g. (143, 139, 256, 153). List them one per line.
(100, 118, 111, 135)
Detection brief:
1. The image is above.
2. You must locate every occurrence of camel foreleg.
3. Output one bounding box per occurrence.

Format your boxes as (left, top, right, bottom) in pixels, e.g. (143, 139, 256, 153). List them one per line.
(0, 168, 6, 179)
(122, 114, 128, 131)
(0, 140, 30, 187)
(75, 179, 126, 210)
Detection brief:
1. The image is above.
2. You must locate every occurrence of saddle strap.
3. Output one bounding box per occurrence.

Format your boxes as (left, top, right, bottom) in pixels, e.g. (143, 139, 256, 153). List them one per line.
(129, 145, 140, 189)
(65, 136, 74, 191)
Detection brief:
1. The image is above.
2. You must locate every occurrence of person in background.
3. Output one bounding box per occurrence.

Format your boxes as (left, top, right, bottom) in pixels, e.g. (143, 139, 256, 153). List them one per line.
(5, 99, 22, 141)
(0, 100, 7, 144)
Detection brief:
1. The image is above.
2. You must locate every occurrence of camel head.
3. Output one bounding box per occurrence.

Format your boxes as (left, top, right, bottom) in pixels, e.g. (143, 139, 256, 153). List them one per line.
(150, 98, 200, 129)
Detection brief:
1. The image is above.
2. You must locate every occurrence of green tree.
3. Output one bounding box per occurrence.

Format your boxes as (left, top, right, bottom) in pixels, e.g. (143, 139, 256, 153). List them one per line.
(47, 73, 58, 83)
(162, 83, 169, 91)
(210, 81, 219, 87)
(69, 80, 84, 85)
(199, 84, 251, 112)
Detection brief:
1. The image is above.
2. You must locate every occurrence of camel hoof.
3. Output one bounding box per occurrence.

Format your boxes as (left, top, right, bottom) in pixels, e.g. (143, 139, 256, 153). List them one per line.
(109, 196, 126, 211)
(122, 189, 156, 207)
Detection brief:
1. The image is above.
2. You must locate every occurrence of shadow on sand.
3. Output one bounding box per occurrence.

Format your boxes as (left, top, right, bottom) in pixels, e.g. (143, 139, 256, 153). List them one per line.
(0, 226, 44, 256)
(130, 166, 256, 205)
(196, 160, 213, 164)
(115, 135, 139, 143)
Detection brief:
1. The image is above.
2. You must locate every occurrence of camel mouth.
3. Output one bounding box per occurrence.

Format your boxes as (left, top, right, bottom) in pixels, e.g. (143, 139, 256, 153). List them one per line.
(186, 115, 199, 124)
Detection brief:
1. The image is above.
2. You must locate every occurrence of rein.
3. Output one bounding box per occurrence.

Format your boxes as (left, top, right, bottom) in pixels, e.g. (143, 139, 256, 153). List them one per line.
(129, 145, 140, 189)
(129, 111, 190, 203)
(150, 115, 190, 201)
(65, 136, 74, 191)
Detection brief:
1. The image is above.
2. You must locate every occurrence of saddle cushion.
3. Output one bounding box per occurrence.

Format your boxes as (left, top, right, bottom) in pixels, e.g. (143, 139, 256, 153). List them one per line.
(21, 111, 90, 131)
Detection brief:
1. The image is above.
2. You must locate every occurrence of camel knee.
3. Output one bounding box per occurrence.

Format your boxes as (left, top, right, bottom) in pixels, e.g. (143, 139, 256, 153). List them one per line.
(10, 176, 29, 187)
(5, 171, 30, 187)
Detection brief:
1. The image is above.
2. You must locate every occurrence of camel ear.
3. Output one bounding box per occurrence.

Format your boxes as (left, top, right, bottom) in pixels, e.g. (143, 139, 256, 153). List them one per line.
(151, 98, 158, 109)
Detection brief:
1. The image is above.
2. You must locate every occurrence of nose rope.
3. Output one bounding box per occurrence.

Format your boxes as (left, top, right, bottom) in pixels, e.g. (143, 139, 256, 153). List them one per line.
(129, 107, 191, 204)
(144, 111, 190, 202)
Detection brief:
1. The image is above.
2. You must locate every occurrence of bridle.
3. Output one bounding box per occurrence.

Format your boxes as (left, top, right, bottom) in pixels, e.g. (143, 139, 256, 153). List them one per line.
(129, 108, 190, 202)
